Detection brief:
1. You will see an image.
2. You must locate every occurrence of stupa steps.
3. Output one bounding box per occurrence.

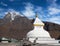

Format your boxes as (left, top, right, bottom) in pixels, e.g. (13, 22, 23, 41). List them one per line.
(30, 40, 59, 44)
(0, 40, 59, 46)
(1, 40, 59, 43)
(28, 37, 60, 44)
(36, 40, 59, 44)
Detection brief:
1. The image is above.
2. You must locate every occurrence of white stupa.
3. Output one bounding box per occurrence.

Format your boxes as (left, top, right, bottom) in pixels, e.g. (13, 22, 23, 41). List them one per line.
(27, 15, 59, 44)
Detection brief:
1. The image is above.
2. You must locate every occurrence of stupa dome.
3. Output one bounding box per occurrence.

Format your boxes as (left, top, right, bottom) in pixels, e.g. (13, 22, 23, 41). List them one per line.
(27, 16, 51, 38)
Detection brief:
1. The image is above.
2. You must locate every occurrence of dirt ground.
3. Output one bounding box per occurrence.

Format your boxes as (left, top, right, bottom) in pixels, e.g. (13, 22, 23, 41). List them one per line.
(0, 43, 60, 46)
(0, 43, 19, 46)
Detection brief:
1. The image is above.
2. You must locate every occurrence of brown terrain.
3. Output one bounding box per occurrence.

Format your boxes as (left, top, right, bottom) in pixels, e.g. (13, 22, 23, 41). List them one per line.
(44, 22, 60, 39)
(0, 12, 34, 40)
(0, 12, 60, 41)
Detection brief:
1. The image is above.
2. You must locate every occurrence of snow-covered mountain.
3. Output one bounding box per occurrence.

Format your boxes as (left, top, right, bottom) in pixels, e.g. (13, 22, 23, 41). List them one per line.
(4, 11, 24, 22)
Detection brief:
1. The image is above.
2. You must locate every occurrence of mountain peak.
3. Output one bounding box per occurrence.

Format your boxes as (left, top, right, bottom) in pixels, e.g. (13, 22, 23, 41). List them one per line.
(4, 11, 23, 21)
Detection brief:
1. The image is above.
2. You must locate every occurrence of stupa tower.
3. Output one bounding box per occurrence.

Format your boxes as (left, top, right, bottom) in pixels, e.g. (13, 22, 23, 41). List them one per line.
(27, 13, 59, 44)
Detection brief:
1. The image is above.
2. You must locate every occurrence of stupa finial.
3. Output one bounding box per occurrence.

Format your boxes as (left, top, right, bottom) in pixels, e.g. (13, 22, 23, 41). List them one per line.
(35, 12, 38, 18)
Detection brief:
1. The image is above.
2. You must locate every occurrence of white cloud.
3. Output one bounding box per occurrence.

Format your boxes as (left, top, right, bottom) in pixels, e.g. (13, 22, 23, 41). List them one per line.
(35, 7, 43, 13)
(0, 8, 6, 17)
(45, 0, 60, 24)
(22, 3, 44, 19)
(35, 6, 45, 16)
(22, 3, 35, 18)
(0, 8, 6, 12)
(0, 8, 3, 11)
(8, 9, 19, 14)
(47, 0, 57, 6)
(1, 2, 8, 6)
(48, 7, 60, 15)
(5, 9, 23, 16)
(47, 0, 60, 15)
(45, 16, 60, 24)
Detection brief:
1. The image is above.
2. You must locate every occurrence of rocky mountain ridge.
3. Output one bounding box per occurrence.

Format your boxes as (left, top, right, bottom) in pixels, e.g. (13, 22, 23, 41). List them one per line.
(0, 12, 60, 40)
(0, 12, 34, 40)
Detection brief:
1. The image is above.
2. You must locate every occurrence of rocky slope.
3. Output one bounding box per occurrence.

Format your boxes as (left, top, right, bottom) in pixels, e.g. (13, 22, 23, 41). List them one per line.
(0, 12, 60, 40)
(0, 12, 34, 40)
(43, 22, 60, 39)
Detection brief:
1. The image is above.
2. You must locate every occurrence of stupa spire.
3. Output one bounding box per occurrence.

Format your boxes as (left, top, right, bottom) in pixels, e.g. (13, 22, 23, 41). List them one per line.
(35, 12, 38, 18)
(34, 13, 44, 26)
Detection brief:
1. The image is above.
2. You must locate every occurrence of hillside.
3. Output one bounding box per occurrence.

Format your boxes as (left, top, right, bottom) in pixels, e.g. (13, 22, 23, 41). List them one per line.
(43, 21, 60, 39)
(0, 12, 60, 40)
(0, 12, 34, 40)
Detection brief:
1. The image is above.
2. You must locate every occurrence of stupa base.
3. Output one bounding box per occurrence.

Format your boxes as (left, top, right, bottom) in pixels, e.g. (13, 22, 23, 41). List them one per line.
(28, 37, 59, 44)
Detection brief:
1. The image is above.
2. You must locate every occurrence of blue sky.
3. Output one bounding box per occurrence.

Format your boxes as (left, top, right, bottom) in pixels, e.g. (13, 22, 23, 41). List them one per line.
(0, 0, 60, 24)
